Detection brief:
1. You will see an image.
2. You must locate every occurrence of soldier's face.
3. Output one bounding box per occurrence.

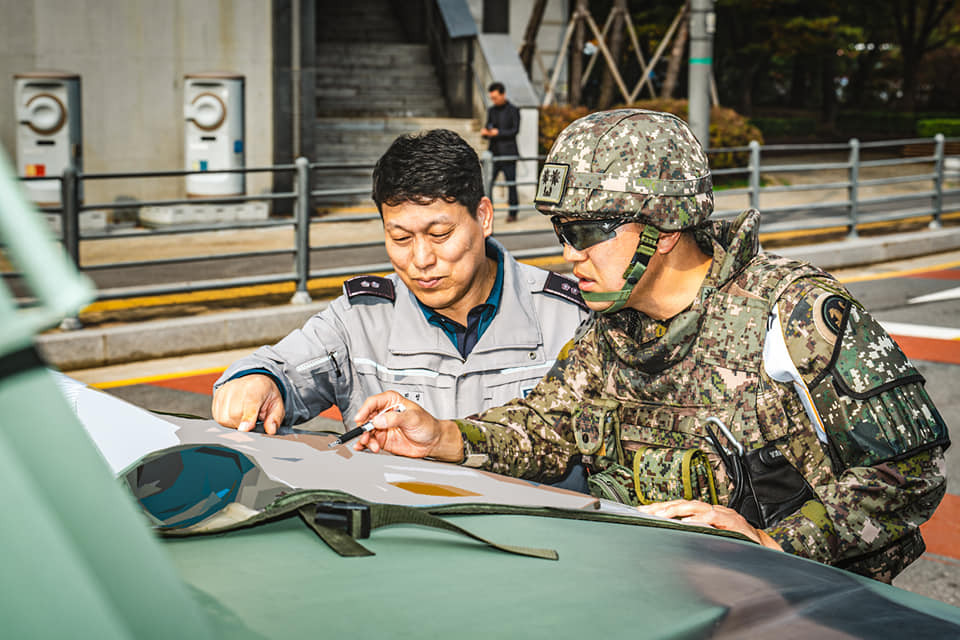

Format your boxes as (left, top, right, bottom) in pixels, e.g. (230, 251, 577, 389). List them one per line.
(382, 197, 495, 322)
(562, 219, 645, 312)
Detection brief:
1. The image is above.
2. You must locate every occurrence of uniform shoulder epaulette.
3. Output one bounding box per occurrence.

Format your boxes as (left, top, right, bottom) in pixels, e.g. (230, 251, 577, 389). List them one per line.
(343, 275, 395, 302)
(541, 272, 588, 310)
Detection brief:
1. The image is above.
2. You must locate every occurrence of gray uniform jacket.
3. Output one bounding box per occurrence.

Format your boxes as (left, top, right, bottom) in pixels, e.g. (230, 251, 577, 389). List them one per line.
(215, 241, 590, 429)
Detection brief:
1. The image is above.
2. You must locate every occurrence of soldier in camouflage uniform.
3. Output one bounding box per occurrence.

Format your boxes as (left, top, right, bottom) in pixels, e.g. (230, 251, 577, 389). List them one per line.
(354, 110, 949, 583)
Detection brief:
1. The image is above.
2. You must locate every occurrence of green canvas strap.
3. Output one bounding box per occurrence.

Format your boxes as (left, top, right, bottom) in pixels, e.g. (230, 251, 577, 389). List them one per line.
(298, 500, 559, 561)
(581, 224, 660, 314)
(161, 487, 750, 556)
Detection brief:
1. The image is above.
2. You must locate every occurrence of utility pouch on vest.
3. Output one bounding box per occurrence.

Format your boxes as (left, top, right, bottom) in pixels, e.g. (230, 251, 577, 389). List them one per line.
(705, 422, 814, 529)
(631, 446, 719, 506)
(586, 464, 639, 505)
(808, 304, 950, 471)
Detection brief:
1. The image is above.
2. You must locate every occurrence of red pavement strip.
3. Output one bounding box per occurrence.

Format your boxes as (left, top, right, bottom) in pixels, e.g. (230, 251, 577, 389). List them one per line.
(922, 494, 960, 559)
(146, 371, 343, 420)
(905, 269, 960, 280)
(891, 335, 960, 366)
(145, 367, 957, 559)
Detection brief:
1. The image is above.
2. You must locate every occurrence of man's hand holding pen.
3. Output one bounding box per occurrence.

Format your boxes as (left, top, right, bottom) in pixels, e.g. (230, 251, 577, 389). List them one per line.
(352, 391, 465, 462)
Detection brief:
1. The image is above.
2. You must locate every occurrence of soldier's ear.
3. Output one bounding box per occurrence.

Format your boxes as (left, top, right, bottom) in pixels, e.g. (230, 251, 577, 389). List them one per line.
(656, 231, 682, 254)
(477, 197, 494, 238)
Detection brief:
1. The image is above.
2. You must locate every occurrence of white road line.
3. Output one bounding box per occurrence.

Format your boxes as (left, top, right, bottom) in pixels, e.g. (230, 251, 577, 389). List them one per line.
(908, 285, 960, 305)
(881, 321, 960, 341)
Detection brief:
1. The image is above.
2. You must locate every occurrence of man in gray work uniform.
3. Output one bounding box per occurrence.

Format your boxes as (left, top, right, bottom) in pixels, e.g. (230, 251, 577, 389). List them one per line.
(212, 129, 589, 469)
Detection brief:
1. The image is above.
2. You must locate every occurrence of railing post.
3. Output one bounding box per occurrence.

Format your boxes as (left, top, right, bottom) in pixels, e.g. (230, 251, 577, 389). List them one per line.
(931, 133, 944, 229)
(748, 140, 760, 210)
(481, 150, 495, 199)
(61, 165, 80, 267)
(59, 165, 83, 330)
(291, 156, 312, 304)
(847, 138, 860, 239)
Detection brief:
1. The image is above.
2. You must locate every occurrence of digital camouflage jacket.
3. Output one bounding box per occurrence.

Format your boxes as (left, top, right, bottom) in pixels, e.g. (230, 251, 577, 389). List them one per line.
(457, 210, 948, 582)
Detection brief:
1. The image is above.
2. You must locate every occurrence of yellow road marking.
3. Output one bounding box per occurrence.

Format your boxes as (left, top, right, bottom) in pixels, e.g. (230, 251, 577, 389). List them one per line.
(838, 260, 960, 284)
(91, 366, 227, 389)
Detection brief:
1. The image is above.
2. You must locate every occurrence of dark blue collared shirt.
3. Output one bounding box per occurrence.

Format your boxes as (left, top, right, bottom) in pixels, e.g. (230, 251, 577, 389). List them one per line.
(417, 241, 504, 358)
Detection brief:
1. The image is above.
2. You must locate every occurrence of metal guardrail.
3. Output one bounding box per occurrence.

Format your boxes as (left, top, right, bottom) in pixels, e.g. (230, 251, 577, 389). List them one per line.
(485, 134, 960, 233)
(8, 134, 960, 322)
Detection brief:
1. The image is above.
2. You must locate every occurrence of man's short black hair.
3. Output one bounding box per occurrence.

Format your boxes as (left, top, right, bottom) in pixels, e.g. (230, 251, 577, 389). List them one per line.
(488, 81, 506, 94)
(372, 129, 484, 217)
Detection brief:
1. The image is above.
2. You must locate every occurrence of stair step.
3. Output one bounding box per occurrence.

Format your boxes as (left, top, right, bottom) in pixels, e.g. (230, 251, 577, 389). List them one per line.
(317, 66, 437, 82)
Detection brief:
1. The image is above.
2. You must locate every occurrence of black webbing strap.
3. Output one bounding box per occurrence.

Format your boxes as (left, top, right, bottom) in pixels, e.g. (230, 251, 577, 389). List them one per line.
(298, 501, 558, 561)
(0, 344, 45, 383)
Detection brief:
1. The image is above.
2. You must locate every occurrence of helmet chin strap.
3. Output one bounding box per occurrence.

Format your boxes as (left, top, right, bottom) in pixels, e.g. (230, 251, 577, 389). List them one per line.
(581, 224, 660, 314)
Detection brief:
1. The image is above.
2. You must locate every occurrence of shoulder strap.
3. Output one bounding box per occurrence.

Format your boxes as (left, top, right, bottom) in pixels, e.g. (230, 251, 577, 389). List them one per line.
(343, 275, 396, 302)
(541, 271, 589, 310)
(730, 254, 826, 314)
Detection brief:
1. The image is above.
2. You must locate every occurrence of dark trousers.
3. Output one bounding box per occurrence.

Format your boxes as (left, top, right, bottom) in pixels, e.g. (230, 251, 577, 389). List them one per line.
(492, 160, 518, 219)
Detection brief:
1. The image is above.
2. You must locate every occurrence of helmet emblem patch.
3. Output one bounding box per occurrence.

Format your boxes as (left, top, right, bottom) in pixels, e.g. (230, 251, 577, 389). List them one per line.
(536, 163, 569, 204)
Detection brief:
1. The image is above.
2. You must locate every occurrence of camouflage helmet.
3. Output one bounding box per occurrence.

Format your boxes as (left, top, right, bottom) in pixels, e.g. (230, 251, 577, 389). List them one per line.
(534, 109, 713, 231)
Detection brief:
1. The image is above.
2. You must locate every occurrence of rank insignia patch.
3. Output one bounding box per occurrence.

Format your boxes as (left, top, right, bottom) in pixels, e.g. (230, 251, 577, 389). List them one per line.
(535, 163, 569, 205)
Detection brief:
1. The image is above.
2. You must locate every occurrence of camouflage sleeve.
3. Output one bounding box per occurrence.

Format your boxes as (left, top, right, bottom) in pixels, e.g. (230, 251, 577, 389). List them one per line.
(455, 323, 605, 481)
(763, 277, 948, 578)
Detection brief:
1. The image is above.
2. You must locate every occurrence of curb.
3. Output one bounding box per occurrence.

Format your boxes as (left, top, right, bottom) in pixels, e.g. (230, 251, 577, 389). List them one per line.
(772, 225, 960, 269)
(40, 302, 329, 371)
(39, 227, 960, 371)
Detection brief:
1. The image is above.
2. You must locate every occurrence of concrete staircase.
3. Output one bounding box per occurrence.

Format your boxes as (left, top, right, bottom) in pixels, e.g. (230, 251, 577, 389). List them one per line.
(313, 0, 482, 208)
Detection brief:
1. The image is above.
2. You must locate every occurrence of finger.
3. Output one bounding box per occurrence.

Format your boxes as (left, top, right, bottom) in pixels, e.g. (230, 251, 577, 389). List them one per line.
(262, 400, 284, 436)
(353, 430, 378, 453)
(355, 391, 400, 425)
(212, 386, 242, 428)
(238, 393, 263, 433)
(371, 404, 412, 430)
(211, 390, 226, 425)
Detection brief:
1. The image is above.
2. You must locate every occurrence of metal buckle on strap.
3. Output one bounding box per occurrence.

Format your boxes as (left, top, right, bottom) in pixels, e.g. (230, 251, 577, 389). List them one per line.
(313, 501, 371, 539)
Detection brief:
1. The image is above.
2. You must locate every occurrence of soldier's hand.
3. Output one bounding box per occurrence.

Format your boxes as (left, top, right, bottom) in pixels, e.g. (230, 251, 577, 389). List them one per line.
(636, 499, 784, 551)
(353, 392, 464, 462)
(211, 374, 285, 435)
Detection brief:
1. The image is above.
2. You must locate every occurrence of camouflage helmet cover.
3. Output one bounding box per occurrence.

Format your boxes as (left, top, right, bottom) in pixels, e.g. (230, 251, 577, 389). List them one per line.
(535, 109, 713, 231)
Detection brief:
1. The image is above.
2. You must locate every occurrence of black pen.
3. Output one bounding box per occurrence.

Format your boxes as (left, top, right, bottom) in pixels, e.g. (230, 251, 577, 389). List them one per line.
(328, 403, 405, 447)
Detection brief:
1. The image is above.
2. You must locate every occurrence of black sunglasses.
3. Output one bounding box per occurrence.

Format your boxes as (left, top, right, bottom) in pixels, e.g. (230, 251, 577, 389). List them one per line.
(551, 216, 633, 251)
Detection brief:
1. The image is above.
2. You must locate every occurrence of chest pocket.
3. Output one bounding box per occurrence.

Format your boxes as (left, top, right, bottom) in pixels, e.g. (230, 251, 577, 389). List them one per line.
(571, 399, 621, 458)
(354, 360, 452, 412)
(482, 357, 555, 406)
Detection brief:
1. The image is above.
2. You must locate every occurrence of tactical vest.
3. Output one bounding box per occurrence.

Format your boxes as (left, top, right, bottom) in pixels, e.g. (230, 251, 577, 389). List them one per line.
(574, 255, 824, 504)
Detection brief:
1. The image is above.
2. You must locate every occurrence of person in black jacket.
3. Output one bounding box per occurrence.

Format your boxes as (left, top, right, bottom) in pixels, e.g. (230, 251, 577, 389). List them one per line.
(481, 82, 521, 222)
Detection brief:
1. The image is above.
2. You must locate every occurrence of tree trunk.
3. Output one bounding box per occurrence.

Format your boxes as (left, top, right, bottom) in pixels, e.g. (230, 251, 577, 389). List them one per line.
(597, 0, 628, 108)
(519, 0, 548, 73)
(891, 0, 956, 113)
(569, 0, 588, 106)
(662, 3, 689, 99)
(820, 55, 838, 130)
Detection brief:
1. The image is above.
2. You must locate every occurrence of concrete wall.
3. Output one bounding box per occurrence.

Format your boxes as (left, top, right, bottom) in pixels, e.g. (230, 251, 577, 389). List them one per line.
(0, 0, 272, 203)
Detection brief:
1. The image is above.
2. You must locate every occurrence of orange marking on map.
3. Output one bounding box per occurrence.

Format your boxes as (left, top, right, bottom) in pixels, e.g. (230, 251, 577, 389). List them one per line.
(389, 481, 482, 497)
